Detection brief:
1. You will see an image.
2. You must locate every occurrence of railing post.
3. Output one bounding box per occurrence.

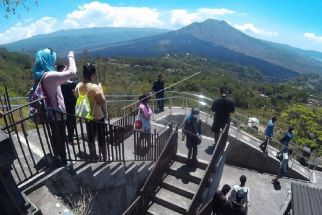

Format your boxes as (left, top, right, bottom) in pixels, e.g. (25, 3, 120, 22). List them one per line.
(152, 99, 155, 121)
(154, 129, 157, 161)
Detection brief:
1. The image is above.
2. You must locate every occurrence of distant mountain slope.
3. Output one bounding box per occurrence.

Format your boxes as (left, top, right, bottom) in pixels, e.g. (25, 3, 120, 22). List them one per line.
(89, 19, 322, 77)
(178, 19, 322, 75)
(89, 31, 298, 80)
(1, 27, 169, 56)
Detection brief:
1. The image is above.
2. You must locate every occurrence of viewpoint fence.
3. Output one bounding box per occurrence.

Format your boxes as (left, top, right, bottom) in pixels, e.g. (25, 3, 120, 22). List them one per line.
(122, 125, 178, 215)
(1, 99, 53, 186)
(0, 92, 174, 186)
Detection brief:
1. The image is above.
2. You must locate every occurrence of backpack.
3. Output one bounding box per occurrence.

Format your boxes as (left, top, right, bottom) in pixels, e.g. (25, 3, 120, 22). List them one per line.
(29, 74, 49, 123)
(238, 189, 248, 205)
(75, 84, 94, 120)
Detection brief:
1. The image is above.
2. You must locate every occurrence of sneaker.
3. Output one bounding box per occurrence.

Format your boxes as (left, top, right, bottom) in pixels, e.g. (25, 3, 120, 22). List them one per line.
(259, 146, 266, 152)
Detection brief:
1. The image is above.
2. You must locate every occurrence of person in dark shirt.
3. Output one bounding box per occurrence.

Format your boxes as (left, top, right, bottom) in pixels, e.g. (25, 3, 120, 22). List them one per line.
(211, 86, 235, 145)
(277, 126, 294, 157)
(182, 108, 202, 163)
(58, 64, 78, 145)
(152, 74, 165, 112)
(212, 190, 232, 215)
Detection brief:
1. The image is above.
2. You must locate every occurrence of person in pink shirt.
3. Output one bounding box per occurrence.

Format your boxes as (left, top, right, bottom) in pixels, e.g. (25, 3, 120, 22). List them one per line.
(42, 51, 77, 165)
(138, 93, 153, 133)
(136, 93, 153, 152)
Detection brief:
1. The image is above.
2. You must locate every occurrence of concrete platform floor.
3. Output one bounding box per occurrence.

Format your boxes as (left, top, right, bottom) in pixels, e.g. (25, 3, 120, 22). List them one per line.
(219, 165, 309, 215)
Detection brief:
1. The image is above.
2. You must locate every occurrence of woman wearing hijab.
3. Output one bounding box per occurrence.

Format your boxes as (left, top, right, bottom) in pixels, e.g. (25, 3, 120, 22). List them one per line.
(39, 50, 77, 165)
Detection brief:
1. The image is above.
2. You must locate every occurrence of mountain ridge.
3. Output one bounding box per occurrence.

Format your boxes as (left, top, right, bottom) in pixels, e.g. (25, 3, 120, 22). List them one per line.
(2, 19, 322, 78)
(1, 27, 170, 56)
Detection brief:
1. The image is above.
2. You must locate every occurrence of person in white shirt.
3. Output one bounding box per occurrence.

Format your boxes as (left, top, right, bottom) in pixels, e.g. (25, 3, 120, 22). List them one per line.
(229, 175, 250, 207)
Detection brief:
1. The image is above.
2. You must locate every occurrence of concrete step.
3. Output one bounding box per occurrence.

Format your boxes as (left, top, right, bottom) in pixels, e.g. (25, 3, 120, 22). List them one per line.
(125, 162, 139, 181)
(125, 161, 135, 171)
(154, 187, 191, 214)
(27, 186, 72, 215)
(138, 161, 150, 175)
(72, 161, 87, 172)
(147, 202, 183, 215)
(108, 162, 126, 187)
(93, 164, 111, 190)
(89, 162, 108, 174)
(146, 161, 154, 172)
(73, 163, 94, 188)
(161, 174, 199, 199)
(175, 153, 208, 170)
(22, 167, 66, 195)
(168, 161, 205, 184)
(22, 192, 42, 215)
(110, 162, 123, 173)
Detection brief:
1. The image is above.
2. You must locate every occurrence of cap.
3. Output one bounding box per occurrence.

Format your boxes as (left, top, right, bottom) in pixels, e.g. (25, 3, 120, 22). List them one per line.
(191, 108, 200, 116)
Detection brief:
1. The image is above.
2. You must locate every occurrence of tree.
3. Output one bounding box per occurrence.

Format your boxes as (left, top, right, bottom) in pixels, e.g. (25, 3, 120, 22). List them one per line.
(1, 0, 38, 18)
(280, 104, 322, 155)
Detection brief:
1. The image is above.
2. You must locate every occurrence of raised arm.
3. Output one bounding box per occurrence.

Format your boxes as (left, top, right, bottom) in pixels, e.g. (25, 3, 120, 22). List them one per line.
(44, 51, 77, 86)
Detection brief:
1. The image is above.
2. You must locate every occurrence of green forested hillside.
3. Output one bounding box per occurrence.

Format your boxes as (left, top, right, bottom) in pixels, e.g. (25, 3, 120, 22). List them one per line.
(0, 48, 33, 95)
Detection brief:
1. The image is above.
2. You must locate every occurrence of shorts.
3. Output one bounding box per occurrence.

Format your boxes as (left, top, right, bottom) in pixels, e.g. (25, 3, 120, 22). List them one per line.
(86, 118, 106, 147)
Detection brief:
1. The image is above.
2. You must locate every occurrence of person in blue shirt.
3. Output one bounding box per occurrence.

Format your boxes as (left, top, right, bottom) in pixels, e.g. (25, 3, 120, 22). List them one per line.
(276, 127, 294, 159)
(259, 116, 277, 153)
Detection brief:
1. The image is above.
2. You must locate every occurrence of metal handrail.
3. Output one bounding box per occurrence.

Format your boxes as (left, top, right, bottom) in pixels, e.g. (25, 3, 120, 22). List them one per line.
(187, 123, 230, 215)
(122, 125, 178, 215)
(3, 91, 320, 167)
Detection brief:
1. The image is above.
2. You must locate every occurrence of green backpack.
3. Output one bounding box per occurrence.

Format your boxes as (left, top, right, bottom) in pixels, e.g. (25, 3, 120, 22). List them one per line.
(75, 84, 95, 120)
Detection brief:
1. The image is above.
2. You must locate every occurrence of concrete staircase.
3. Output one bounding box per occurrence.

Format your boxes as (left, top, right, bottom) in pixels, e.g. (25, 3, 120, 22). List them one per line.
(147, 154, 208, 215)
(25, 161, 154, 215)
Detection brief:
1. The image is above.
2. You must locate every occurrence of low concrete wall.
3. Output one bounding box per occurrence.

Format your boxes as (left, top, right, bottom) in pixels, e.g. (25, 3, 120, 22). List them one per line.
(157, 114, 309, 181)
(226, 135, 309, 181)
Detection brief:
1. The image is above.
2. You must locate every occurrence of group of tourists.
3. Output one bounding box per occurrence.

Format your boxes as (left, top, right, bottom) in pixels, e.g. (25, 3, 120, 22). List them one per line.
(29, 48, 108, 164)
(29, 48, 165, 164)
(259, 116, 295, 183)
(213, 175, 250, 215)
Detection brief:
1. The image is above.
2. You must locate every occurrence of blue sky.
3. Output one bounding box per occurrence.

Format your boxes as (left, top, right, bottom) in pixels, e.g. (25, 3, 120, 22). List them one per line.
(1, 0, 322, 52)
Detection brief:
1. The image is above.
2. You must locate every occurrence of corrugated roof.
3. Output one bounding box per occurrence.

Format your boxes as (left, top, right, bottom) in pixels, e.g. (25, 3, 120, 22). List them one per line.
(292, 183, 322, 215)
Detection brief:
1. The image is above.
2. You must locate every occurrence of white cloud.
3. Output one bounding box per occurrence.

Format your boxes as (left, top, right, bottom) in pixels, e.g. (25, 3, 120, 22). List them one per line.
(170, 8, 235, 27)
(63, 1, 162, 29)
(0, 2, 238, 44)
(303, 32, 322, 43)
(0, 17, 58, 44)
(233, 23, 279, 37)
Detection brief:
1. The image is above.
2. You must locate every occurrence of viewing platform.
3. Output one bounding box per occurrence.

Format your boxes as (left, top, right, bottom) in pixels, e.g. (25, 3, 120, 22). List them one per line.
(1, 90, 321, 215)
